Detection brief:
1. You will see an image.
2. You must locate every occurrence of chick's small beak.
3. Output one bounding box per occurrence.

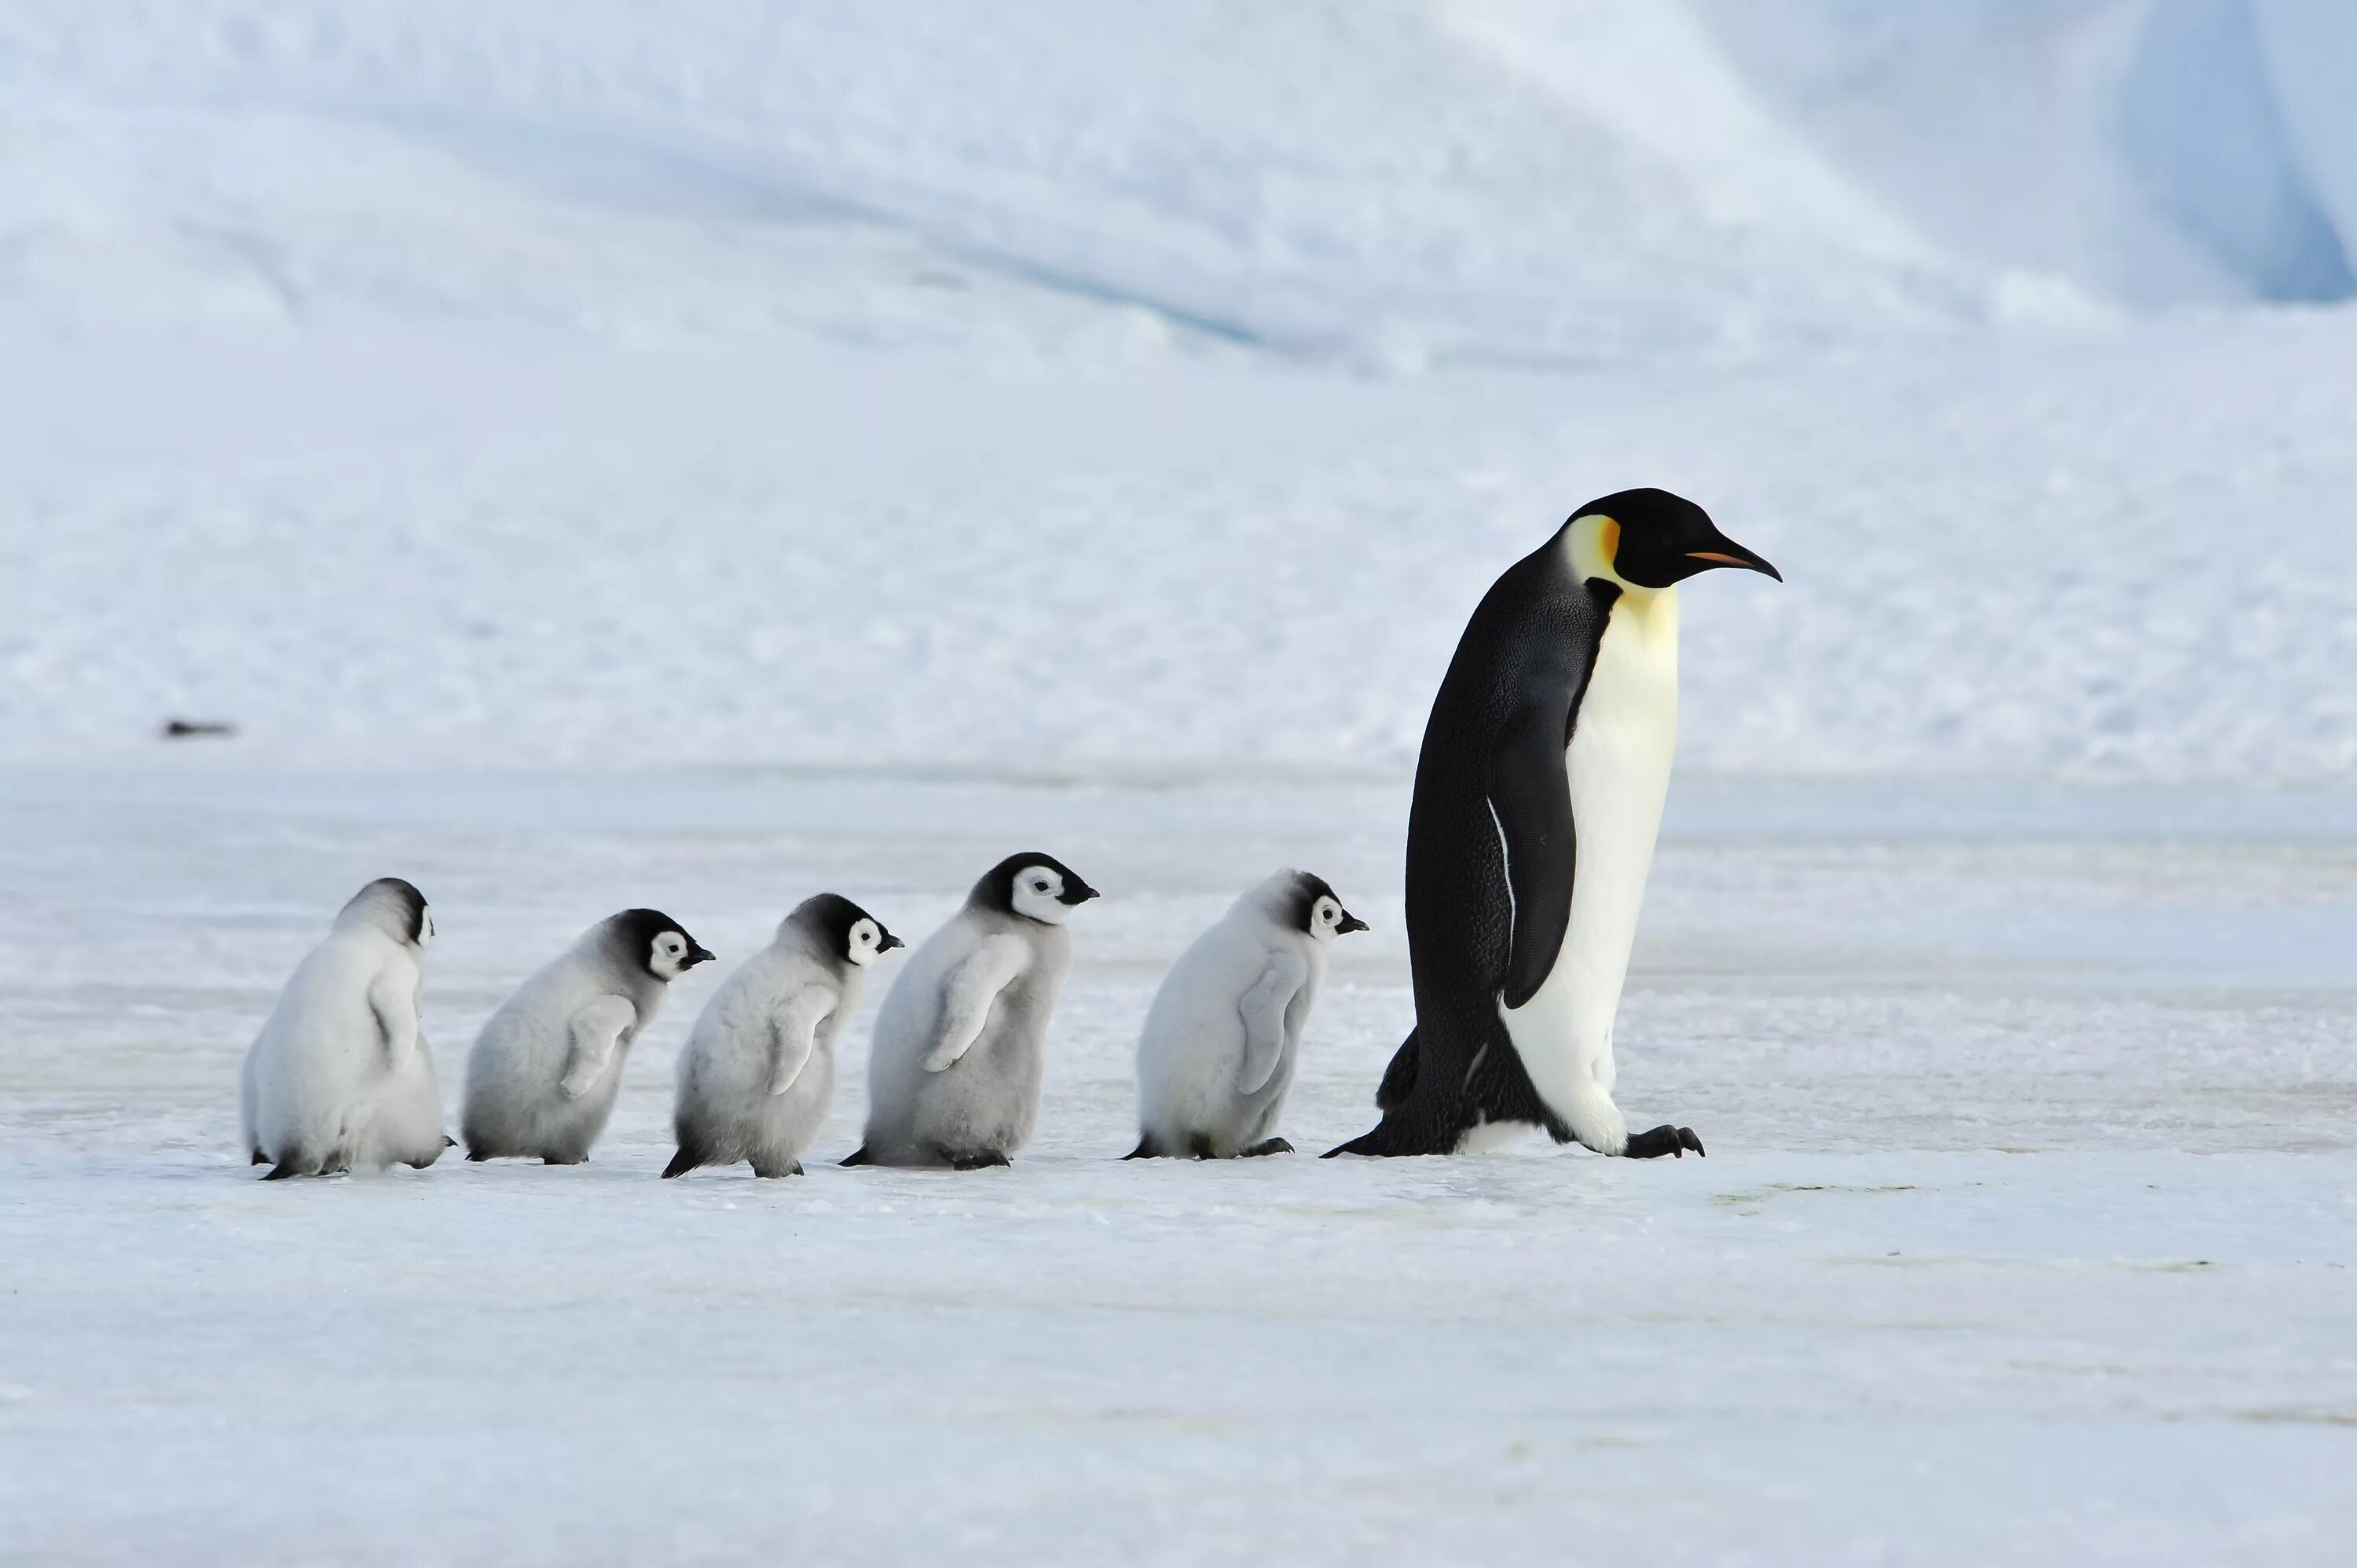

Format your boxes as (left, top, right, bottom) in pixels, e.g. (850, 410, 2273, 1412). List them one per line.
(1061, 881, 1102, 905)
(1336, 912, 1370, 935)
(685, 944, 717, 967)
(879, 932, 906, 952)
(1685, 537, 1781, 581)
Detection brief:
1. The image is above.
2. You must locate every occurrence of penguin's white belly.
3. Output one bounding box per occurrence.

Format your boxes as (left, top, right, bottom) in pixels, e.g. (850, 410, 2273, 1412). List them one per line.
(1502, 588, 1679, 1149)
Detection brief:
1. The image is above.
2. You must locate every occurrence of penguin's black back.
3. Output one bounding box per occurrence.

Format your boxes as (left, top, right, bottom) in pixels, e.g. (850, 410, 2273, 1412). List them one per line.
(1332, 529, 1616, 1154)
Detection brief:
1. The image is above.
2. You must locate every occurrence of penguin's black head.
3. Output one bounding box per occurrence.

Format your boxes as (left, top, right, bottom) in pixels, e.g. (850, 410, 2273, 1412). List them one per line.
(610, 908, 716, 982)
(1281, 870, 1369, 941)
(1568, 487, 1780, 590)
(974, 853, 1099, 925)
(340, 877, 432, 947)
(794, 892, 904, 968)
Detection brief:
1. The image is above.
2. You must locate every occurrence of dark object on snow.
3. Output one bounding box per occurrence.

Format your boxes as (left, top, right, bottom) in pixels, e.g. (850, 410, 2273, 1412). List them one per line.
(161, 719, 236, 740)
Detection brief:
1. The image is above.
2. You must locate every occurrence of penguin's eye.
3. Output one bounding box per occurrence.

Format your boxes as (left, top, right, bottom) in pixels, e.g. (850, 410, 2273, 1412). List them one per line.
(1032, 879, 1049, 892)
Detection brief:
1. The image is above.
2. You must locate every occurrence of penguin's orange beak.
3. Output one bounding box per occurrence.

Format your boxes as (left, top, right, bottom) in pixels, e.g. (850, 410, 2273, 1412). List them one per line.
(1684, 540, 1781, 581)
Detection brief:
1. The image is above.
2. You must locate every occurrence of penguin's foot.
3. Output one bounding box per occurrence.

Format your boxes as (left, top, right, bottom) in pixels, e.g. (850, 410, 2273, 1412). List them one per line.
(1622, 1125, 1706, 1160)
(949, 1150, 1012, 1171)
(1240, 1138, 1296, 1157)
(750, 1160, 805, 1178)
(464, 1149, 490, 1162)
(541, 1154, 586, 1167)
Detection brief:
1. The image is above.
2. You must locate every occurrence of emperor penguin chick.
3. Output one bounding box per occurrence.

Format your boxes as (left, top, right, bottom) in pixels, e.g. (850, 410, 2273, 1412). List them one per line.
(1129, 870, 1366, 1160)
(664, 895, 903, 1179)
(843, 854, 1098, 1170)
(240, 877, 449, 1180)
(461, 909, 714, 1164)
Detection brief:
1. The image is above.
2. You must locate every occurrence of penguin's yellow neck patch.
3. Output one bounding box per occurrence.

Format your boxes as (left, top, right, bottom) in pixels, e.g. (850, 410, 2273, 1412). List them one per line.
(1567, 513, 1622, 584)
(1567, 511, 1678, 634)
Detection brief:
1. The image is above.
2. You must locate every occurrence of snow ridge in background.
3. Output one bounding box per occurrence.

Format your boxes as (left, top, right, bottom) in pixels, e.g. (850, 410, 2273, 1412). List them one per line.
(2, 1, 2354, 782)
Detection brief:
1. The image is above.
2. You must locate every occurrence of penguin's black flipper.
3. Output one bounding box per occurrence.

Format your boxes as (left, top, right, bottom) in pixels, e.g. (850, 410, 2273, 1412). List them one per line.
(839, 1145, 875, 1167)
(1622, 1125, 1706, 1159)
(1486, 700, 1579, 1010)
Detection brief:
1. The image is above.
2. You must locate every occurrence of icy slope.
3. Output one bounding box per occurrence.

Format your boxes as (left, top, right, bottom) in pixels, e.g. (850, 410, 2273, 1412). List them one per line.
(3, 2, 2355, 781)
(1697, 0, 2357, 306)
(0, 0, 1961, 364)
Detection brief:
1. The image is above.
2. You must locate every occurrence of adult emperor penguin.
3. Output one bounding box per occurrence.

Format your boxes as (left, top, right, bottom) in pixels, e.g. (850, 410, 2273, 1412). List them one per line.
(1328, 488, 1778, 1159)
(842, 854, 1098, 1169)
(664, 894, 902, 1178)
(1127, 870, 1366, 1160)
(240, 877, 451, 1179)
(460, 908, 714, 1164)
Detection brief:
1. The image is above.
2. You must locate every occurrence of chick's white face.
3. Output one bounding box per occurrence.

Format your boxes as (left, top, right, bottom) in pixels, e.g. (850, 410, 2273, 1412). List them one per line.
(649, 929, 691, 980)
(1010, 866, 1073, 925)
(845, 918, 884, 966)
(1308, 895, 1345, 945)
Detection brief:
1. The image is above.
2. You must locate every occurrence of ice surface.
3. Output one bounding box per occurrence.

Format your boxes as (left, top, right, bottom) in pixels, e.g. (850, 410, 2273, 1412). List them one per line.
(2, 771, 2353, 1563)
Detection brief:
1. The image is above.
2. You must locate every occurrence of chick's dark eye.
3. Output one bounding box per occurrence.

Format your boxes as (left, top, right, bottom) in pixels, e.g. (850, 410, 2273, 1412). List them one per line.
(1032, 880, 1048, 892)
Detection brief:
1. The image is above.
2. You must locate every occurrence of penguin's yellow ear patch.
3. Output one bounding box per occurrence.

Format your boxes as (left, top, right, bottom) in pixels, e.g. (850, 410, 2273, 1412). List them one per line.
(1596, 517, 1621, 571)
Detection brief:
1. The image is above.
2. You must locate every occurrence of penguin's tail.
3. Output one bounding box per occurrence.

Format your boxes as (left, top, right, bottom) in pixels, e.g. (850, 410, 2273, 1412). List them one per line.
(1322, 1119, 1423, 1158)
(1321, 1029, 1430, 1155)
(1374, 1028, 1420, 1111)
(660, 1146, 702, 1180)
(1122, 1135, 1163, 1160)
(839, 1145, 875, 1167)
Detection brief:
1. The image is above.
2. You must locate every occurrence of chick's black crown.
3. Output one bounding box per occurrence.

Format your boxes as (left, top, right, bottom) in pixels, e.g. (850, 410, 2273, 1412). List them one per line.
(347, 877, 429, 943)
(794, 892, 898, 961)
(970, 852, 1099, 916)
(1283, 870, 1343, 933)
(607, 907, 714, 976)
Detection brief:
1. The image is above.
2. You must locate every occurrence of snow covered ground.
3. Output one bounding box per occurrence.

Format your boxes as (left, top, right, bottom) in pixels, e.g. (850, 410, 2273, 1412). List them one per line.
(4, 2, 2355, 1561)
(2, 769, 2354, 1564)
